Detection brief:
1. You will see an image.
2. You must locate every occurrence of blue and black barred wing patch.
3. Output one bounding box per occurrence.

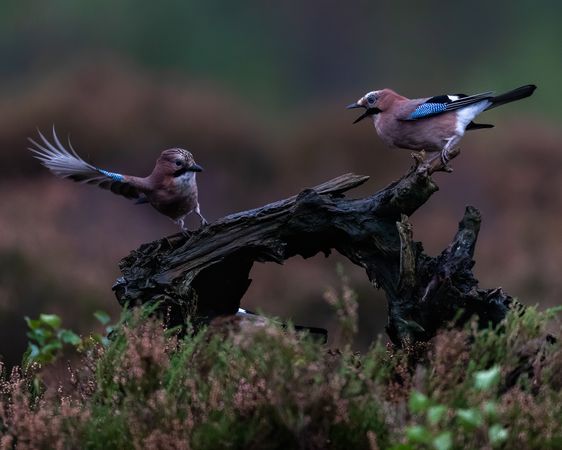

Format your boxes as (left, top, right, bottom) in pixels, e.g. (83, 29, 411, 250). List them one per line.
(408, 102, 448, 119)
(404, 91, 494, 120)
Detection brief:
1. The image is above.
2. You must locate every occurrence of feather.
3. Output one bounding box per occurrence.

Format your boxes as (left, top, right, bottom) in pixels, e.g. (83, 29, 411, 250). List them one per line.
(29, 127, 142, 200)
(406, 86, 536, 122)
(443, 91, 494, 111)
(466, 121, 494, 131)
(406, 91, 494, 120)
(487, 84, 536, 109)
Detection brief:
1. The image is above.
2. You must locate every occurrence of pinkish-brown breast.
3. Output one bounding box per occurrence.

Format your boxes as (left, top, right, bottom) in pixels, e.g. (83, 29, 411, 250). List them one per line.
(146, 173, 199, 220)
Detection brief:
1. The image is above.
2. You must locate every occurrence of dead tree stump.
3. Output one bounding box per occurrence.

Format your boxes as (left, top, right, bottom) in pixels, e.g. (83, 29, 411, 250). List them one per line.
(113, 153, 515, 346)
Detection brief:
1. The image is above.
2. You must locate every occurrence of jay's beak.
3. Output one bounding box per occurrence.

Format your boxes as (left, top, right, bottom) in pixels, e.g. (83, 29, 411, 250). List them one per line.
(346, 102, 363, 110)
(346, 103, 381, 124)
(189, 163, 203, 172)
(173, 163, 203, 177)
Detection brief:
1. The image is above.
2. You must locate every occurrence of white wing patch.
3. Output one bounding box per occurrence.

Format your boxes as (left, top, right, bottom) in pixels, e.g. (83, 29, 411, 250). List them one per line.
(447, 95, 460, 101)
(455, 100, 492, 135)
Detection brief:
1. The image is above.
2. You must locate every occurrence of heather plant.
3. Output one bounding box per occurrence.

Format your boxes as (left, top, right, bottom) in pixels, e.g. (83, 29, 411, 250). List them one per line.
(323, 264, 359, 348)
(0, 303, 560, 449)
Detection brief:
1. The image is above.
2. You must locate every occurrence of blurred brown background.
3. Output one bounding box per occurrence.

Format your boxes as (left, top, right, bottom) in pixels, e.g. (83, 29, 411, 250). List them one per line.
(1, 1, 561, 366)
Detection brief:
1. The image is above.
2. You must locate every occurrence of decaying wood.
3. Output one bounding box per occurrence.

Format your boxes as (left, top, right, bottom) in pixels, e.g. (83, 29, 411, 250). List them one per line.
(113, 152, 515, 345)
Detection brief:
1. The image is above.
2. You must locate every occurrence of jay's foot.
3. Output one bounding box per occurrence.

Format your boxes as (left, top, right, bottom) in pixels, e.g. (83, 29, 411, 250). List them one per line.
(175, 217, 192, 237)
(439, 148, 455, 173)
(194, 206, 208, 228)
(197, 214, 209, 227)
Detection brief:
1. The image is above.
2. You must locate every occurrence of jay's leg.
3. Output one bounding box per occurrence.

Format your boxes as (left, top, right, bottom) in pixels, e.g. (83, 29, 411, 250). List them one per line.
(195, 203, 208, 227)
(175, 216, 192, 237)
(441, 136, 461, 166)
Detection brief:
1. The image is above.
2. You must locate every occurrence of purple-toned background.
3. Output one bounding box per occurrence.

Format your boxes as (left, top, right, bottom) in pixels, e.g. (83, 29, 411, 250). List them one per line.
(1, 1, 560, 366)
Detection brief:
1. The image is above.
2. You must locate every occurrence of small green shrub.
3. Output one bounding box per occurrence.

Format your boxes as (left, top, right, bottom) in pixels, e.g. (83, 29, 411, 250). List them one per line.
(24, 313, 81, 366)
(23, 310, 113, 369)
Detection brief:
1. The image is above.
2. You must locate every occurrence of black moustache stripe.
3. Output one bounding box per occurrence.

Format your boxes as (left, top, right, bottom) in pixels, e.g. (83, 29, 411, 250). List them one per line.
(173, 167, 189, 177)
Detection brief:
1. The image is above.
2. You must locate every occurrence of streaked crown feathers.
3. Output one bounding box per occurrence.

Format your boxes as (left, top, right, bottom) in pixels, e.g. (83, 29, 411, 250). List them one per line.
(159, 148, 195, 165)
(357, 90, 381, 107)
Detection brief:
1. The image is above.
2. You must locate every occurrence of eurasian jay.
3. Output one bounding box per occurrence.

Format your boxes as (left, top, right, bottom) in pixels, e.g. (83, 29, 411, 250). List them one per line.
(347, 84, 537, 163)
(29, 128, 207, 231)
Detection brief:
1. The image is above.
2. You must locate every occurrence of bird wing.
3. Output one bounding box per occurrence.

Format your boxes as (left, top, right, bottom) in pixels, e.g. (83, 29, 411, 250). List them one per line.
(403, 91, 494, 121)
(29, 128, 142, 200)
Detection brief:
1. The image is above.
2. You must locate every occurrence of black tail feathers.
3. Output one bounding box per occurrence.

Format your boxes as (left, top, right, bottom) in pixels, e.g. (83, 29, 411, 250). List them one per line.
(489, 84, 537, 109)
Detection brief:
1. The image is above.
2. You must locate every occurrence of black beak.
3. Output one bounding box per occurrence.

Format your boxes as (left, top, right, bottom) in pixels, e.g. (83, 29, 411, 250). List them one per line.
(346, 102, 363, 110)
(173, 163, 203, 177)
(189, 163, 203, 172)
(346, 103, 381, 124)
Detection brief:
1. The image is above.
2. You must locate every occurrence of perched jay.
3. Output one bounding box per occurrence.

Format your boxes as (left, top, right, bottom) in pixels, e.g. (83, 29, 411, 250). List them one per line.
(347, 84, 536, 163)
(29, 128, 207, 230)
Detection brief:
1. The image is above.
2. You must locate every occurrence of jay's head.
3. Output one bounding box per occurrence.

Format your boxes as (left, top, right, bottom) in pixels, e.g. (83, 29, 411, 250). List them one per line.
(347, 90, 384, 124)
(157, 148, 203, 177)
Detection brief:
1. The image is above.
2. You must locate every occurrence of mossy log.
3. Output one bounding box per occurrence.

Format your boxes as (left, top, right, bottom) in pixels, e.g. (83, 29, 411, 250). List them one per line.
(114, 151, 515, 345)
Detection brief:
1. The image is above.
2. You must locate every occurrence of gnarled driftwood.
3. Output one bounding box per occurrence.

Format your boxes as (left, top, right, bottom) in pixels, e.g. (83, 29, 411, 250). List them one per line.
(113, 152, 515, 345)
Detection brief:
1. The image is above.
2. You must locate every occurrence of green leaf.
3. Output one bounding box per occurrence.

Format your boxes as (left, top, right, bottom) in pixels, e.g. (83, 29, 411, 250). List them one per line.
(94, 310, 111, 325)
(59, 329, 82, 346)
(39, 341, 63, 363)
(482, 401, 497, 418)
(33, 328, 53, 339)
(456, 408, 483, 429)
(25, 317, 41, 330)
(433, 431, 453, 450)
(474, 366, 501, 391)
(29, 344, 40, 359)
(39, 314, 62, 329)
(28, 328, 52, 346)
(488, 424, 508, 446)
(35, 352, 54, 363)
(409, 391, 430, 413)
(427, 405, 447, 426)
(406, 425, 431, 444)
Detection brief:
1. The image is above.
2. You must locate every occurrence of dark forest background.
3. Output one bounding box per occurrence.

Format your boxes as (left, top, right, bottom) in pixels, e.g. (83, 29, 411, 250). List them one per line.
(1, 1, 561, 366)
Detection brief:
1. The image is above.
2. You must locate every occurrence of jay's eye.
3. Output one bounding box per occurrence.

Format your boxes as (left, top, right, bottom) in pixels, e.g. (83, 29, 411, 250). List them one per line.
(175, 160, 182, 166)
(367, 95, 376, 104)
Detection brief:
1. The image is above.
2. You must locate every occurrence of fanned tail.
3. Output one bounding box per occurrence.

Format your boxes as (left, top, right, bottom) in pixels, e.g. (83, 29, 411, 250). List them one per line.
(29, 127, 142, 200)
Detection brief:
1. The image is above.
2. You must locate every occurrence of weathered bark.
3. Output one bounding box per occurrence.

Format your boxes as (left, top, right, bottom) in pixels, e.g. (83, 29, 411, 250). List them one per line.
(113, 152, 515, 345)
